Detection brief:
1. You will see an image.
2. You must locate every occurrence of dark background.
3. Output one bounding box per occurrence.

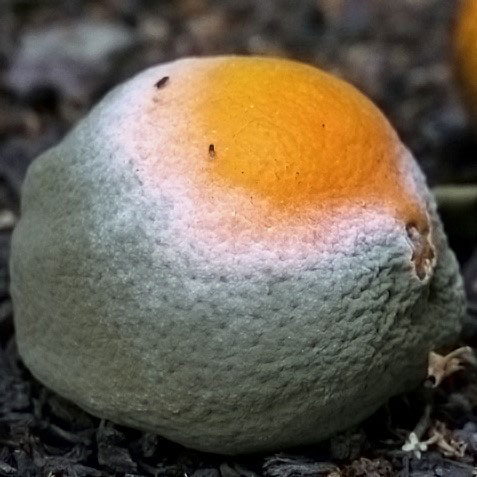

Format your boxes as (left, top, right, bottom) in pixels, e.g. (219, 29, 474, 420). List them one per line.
(0, 1, 476, 476)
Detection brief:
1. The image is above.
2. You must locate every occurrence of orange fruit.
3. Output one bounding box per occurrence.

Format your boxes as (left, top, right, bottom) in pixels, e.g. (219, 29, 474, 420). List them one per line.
(10, 56, 465, 454)
(454, 0, 477, 125)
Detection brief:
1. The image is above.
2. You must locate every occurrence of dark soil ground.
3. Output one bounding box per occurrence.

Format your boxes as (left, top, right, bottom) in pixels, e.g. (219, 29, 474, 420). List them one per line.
(1, 1, 477, 476)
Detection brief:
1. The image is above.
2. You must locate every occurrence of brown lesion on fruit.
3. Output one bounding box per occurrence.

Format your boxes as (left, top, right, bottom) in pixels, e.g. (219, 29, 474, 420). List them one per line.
(406, 221, 435, 280)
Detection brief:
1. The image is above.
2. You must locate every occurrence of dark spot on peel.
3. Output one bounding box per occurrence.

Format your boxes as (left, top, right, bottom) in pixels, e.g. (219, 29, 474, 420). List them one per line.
(155, 76, 169, 89)
(209, 144, 216, 158)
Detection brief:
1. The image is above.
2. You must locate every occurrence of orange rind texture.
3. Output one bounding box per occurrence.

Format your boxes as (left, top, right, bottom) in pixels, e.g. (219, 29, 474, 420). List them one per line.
(122, 57, 433, 270)
(454, 0, 477, 125)
(133, 57, 429, 246)
(10, 57, 465, 454)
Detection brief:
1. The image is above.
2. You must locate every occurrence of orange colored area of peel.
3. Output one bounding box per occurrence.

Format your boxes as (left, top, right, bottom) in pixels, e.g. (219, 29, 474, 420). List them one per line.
(454, 0, 477, 113)
(139, 57, 430, 239)
(190, 57, 427, 229)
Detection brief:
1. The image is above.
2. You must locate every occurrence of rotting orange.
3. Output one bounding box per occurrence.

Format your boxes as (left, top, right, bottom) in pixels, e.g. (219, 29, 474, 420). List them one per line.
(10, 56, 465, 454)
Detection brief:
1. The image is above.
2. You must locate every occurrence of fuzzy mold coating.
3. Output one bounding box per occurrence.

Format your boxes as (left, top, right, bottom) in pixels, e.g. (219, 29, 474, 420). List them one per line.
(10, 57, 465, 454)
